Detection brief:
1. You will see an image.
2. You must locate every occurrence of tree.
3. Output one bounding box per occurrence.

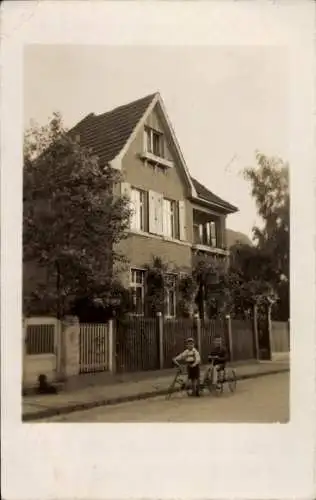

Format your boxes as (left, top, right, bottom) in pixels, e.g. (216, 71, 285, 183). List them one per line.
(228, 243, 277, 318)
(244, 152, 289, 282)
(23, 112, 131, 317)
(192, 253, 228, 319)
(243, 152, 290, 319)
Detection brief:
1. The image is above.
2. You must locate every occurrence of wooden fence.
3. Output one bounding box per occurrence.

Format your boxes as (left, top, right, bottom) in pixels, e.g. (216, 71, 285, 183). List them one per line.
(231, 319, 255, 361)
(163, 318, 196, 368)
(200, 319, 225, 364)
(79, 323, 110, 373)
(116, 317, 159, 373)
(271, 321, 290, 353)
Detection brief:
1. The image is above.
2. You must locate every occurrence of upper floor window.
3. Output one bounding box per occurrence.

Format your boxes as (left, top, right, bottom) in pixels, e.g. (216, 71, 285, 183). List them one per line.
(195, 220, 218, 247)
(163, 198, 177, 238)
(145, 127, 164, 158)
(131, 188, 147, 232)
(207, 221, 217, 247)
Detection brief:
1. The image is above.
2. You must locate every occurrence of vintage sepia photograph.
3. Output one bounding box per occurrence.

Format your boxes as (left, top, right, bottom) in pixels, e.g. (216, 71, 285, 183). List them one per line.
(22, 45, 290, 424)
(2, 2, 315, 499)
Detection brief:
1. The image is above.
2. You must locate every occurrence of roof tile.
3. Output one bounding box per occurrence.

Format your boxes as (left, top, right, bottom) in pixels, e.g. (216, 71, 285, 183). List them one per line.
(191, 177, 238, 212)
(70, 93, 157, 165)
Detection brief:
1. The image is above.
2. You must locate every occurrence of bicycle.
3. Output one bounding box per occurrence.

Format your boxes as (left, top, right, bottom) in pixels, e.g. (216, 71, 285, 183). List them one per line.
(165, 356, 237, 399)
(201, 356, 237, 395)
(165, 363, 192, 400)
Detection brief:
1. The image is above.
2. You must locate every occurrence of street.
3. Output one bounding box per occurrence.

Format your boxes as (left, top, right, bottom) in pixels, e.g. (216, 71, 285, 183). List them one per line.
(40, 372, 289, 423)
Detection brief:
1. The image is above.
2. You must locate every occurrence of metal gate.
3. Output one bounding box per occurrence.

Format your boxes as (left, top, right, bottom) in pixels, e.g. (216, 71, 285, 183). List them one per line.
(79, 323, 110, 373)
(23, 317, 61, 386)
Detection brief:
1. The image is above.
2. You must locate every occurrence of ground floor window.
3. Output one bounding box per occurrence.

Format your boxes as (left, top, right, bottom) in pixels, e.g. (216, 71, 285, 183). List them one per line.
(130, 268, 145, 315)
(165, 274, 177, 318)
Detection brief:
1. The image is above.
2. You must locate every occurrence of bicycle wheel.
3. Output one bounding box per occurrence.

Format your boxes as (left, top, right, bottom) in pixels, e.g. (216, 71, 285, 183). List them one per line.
(202, 368, 213, 393)
(166, 371, 185, 400)
(203, 368, 222, 396)
(215, 380, 224, 396)
(226, 368, 237, 393)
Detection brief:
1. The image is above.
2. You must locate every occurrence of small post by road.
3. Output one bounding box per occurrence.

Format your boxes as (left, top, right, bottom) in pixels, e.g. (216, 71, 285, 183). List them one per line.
(252, 303, 260, 360)
(266, 302, 273, 361)
(108, 319, 116, 374)
(225, 314, 233, 362)
(157, 312, 164, 370)
(287, 318, 290, 351)
(194, 313, 202, 355)
(22, 316, 27, 386)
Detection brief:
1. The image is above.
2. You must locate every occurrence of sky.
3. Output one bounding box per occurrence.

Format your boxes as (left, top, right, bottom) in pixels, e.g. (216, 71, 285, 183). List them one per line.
(24, 45, 289, 238)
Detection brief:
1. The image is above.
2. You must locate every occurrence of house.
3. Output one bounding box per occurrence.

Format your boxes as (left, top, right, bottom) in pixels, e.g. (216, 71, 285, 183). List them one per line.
(71, 92, 238, 317)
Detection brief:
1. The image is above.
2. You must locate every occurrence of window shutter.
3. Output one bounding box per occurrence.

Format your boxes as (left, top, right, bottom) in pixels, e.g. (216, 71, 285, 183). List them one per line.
(143, 128, 148, 153)
(178, 200, 186, 240)
(156, 193, 164, 235)
(121, 182, 132, 228)
(149, 191, 164, 235)
(131, 189, 140, 230)
(163, 199, 169, 237)
(148, 190, 157, 233)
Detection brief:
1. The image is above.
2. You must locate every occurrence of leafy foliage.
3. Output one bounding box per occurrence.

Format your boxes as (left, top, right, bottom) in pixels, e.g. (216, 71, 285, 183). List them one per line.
(23, 112, 132, 317)
(227, 243, 277, 318)
(243, 152, 290, 319)
(244, 152, 289, 281)
(177, 272, 198, 317)
(144, 256, 169, 317)
(192, 253, 228, 318)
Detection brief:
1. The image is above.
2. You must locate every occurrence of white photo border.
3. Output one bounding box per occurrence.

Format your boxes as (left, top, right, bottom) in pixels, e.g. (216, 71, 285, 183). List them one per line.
(1, 1, 315, 499)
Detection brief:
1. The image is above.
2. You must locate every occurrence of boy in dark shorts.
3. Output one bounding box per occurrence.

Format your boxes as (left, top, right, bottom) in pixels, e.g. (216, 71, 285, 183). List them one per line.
(209, 336, 228, 387)
(173, 337, 201, 397)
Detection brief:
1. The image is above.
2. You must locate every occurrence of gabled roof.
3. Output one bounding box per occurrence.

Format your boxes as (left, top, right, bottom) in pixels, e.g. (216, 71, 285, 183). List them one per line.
(70, 93, 238, 213)
(70, 93, 156, 167)
(191, 177, 238, 213)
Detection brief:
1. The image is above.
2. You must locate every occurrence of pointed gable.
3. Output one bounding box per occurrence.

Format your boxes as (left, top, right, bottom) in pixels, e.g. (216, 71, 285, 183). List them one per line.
(70, 93, 157, 167)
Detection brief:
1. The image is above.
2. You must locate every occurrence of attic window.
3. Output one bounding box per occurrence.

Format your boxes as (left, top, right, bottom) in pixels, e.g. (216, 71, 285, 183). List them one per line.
(145, 127, 164, 158)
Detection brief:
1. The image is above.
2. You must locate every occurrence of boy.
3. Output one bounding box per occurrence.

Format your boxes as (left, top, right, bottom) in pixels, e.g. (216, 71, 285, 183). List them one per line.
(173, 337, 201, 397)
(208, 336, 228, 386)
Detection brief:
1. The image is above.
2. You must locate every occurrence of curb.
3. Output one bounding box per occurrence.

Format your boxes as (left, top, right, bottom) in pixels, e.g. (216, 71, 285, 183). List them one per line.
(22, 367, 289, 422)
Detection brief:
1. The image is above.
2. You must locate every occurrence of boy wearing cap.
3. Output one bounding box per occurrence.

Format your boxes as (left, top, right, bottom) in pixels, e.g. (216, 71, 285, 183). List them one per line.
(173, 338, 201, 397)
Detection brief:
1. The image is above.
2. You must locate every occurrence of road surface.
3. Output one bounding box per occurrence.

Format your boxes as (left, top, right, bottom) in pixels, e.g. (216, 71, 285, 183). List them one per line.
(41, 372, 289, 423)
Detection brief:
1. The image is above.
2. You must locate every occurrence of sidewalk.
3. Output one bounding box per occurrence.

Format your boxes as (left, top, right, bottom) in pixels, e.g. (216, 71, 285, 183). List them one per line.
(22, 358, 289, 421)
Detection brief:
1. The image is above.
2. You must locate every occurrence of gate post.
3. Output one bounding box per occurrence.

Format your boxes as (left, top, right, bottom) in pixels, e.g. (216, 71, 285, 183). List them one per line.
(108, 319, 117, 373)
(252, 303, 260, 360)
(157, 312, 164, 370)
(22, 316, 27, 385)
(225, 314, 233, 362)
(60, 316, 80, 379)
(194, 313, 202, 356)
(266, 302, 273, 361)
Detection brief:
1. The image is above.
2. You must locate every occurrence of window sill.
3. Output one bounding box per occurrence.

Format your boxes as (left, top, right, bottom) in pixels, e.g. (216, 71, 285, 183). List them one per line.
(140, 151, 174, 169)
(128, 229, 191, 247)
